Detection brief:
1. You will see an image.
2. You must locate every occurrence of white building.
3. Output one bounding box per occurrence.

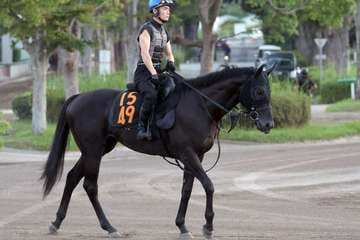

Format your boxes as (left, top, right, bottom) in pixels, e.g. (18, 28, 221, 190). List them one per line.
(0, 34, 31, 81)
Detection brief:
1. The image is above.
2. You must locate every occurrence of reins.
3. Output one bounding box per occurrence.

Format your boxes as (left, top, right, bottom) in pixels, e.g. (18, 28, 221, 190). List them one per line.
(160, 125, 222, 175)
(158, 71, 231, 175)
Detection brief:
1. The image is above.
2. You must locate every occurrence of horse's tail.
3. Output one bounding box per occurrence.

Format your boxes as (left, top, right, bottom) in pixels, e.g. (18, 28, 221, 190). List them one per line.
(40, 94, 79, 198)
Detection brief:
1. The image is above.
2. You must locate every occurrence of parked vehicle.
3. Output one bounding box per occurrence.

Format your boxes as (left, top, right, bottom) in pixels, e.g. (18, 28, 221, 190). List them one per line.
(262, 51, 297, 79)
(255, 44, 281, 67)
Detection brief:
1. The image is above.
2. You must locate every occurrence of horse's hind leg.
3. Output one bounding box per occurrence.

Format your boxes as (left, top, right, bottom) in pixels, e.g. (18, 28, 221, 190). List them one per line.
(49, 158, 84, 234)
(82, 152, 120, 237)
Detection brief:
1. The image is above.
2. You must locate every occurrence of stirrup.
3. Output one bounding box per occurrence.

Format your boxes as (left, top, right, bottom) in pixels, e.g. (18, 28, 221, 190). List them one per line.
(136, 125, 152, 141)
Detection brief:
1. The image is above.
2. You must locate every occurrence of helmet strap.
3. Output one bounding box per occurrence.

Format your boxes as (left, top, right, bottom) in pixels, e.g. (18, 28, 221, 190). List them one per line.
(153, 8, 160, 17)
(159, 16, 168, 23)
(153, 8, 168, 23)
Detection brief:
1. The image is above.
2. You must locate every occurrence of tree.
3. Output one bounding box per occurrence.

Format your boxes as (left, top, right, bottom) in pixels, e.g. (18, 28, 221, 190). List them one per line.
(198, 0, 223, 74)
(355, 0, 360, 98)
(243, 0, 355, 72)
(0, 0, 93, 133)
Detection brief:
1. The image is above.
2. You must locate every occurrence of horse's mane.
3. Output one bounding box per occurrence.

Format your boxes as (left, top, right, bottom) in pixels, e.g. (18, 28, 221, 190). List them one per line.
(185, 66, 255, 88)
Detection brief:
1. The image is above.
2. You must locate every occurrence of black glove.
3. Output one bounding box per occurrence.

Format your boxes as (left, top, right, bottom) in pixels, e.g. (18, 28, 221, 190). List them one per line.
(150, 74, 160, 87)
(166, 60, 176, 72)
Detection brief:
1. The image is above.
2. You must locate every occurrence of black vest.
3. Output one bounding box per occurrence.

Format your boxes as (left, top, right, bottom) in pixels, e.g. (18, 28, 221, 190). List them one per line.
(137, 20, 168, 66)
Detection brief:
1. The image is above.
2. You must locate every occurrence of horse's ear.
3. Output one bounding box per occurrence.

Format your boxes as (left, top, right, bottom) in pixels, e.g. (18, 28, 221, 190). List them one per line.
(264, 63, 277, 76)
(255, 64, 265, 78)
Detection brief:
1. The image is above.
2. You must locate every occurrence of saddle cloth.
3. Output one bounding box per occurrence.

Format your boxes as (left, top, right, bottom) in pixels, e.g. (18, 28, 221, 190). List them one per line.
(108, 84, 181, 138)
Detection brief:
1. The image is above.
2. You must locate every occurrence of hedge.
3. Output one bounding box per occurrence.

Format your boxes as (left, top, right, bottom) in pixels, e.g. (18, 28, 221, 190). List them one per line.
(226, 81, 311, 129)
(320, 81, 350, 104)
(0, 113, 11, 148)
(308, 65, 354, 103)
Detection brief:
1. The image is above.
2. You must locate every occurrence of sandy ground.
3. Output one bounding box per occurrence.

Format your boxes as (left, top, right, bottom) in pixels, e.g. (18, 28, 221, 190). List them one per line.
(0, 139, 360, 240)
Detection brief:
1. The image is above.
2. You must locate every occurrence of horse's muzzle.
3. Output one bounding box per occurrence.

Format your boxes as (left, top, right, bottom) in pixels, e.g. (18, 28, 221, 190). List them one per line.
(255, 120, 274, 134)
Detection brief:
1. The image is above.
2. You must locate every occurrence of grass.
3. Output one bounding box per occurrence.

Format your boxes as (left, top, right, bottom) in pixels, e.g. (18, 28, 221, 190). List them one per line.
(326, 99, 360, 112)
(47, 71, 128, 99)
(221, 121, 360, 143)
(2, 120, 360, 150)
(3, 120, 78, 151)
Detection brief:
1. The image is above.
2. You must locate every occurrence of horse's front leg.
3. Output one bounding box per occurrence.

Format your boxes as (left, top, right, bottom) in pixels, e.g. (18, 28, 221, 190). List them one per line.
(181, 151, 214, 239)
(175, 168, 195, 239)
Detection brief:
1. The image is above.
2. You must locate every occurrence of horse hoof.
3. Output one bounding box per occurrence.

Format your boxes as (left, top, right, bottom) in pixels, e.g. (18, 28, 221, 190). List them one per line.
(179, 231, 194, 240)
(48, 223, 58, 234)
(202, 226, 213, 239)
(108, 231, 121, 238)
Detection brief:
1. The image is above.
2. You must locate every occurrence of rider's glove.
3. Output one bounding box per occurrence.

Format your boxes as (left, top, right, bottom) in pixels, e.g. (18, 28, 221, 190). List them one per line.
(166, 60, 176, 72)
(150, 74, 160, 87)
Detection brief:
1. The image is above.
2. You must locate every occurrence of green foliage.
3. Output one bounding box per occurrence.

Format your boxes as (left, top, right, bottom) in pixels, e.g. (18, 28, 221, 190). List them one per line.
(0, 0, 101, 53)
(326, 99, 360, 112)
(308, 65, 354, 103)
(262, 10, 298, 44)
(270, 81, 311, 127)
(169, 0, 196, 27)
(0, 114, 11, 149)
(243, 0, 355, 44)
(320, 81, 350, 104)
(304, 0, 355, 28)
(235, 80, 311, 128)
(12, 71, 127, 122)
(220, 2, 248, 18)
(4, 120, 78, 150)
(12, 92, 32, 120)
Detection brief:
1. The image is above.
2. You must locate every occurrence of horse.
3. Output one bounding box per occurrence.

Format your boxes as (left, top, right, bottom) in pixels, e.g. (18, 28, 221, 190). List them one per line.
(40, 64, 275, 239)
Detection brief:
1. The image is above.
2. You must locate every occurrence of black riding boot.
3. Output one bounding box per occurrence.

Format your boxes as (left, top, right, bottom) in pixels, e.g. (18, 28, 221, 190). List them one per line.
(136, 106, 152, 141)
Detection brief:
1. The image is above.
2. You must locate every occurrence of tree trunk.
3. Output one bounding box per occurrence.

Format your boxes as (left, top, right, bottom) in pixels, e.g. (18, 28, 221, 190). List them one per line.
(198, 0, 223, 75)
(62, 20, 81, 99)
(356, 0, 360, 98)
(62, 49, 80, 99)
(296, 20, 349, 73)
(296, 21, 319, 65)
(324, 23, 349, 74)
(114, 39, 127, 70)
(24, 38, 49, 134)
(200, 25, 216, 74)
(82, 25, 94, 75)
(124, 0, 139, 83)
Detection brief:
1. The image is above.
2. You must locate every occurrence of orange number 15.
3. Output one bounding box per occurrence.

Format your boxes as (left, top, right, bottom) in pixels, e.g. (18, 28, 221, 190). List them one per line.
(117, 92, 137, 125)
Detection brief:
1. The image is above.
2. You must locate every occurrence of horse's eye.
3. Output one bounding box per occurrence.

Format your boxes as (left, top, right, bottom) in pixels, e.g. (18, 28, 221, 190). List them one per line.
(252, 86, 266, 100)
(255, 88, 264, 96)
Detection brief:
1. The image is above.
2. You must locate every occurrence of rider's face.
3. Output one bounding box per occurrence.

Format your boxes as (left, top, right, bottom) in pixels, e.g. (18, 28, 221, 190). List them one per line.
(158, 5, 171, 21)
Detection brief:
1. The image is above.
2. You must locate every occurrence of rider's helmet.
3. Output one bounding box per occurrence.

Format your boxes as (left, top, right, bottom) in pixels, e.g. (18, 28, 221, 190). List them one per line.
(148, 0, 176, 13)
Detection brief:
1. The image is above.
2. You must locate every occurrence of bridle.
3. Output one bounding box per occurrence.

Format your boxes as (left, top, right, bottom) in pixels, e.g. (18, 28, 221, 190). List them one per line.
(169, 71, 265, 125)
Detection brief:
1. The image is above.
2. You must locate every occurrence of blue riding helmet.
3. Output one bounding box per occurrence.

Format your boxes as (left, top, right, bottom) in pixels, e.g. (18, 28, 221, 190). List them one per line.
(148, 0, 176, 12)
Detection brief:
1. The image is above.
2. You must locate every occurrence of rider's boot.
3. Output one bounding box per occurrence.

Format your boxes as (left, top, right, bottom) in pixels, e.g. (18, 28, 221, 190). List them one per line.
(136, 106, 152, 141)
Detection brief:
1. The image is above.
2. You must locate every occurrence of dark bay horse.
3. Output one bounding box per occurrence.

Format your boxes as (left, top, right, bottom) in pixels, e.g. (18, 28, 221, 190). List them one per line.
(41, 65, 274, 239)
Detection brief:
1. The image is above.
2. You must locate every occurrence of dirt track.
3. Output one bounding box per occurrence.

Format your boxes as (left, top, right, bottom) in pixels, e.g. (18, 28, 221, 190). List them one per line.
(0, 139, 360, 240)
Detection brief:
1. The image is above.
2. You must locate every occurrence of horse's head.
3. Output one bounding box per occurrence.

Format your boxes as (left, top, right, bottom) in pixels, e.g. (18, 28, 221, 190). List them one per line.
(239, 64, 274, 134)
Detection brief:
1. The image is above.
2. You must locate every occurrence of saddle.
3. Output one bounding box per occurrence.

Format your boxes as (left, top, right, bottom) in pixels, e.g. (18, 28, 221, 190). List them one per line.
(108, 73, 181, 139)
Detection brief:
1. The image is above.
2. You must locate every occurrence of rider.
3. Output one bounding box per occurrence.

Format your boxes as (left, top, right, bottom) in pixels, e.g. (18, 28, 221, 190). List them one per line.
(134, 0, 176, 141)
